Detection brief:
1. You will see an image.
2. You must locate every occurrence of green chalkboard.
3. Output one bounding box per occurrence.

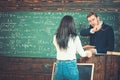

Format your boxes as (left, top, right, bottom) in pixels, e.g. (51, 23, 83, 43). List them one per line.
(0, 12, 119, 58)
(77, 63, 94, 80)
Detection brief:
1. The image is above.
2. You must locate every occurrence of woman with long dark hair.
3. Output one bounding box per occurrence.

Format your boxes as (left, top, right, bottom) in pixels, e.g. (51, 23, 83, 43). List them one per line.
(53, 15, 92, 80)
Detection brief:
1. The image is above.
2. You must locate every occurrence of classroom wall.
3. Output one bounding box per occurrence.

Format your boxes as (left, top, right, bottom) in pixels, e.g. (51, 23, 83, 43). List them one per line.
(0, 0, 120, 80)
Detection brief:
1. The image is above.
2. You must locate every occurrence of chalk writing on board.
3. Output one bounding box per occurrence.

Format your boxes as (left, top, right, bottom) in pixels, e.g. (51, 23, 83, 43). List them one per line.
(0, 12, 119, 58)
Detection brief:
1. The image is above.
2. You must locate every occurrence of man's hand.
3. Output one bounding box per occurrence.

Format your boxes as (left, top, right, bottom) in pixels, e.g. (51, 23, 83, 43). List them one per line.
(91, 21, 102, 33)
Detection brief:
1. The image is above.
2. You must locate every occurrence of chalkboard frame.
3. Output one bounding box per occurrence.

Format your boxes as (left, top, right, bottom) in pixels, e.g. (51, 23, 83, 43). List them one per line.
(51, 62, 94, 80)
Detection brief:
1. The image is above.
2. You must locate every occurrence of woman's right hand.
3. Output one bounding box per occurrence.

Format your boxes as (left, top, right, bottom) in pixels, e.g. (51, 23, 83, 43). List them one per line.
(85, 50, 92, 58)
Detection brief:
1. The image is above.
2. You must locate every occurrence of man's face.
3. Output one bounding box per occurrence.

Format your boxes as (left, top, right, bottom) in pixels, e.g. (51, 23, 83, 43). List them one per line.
(87, 15, 99, 27)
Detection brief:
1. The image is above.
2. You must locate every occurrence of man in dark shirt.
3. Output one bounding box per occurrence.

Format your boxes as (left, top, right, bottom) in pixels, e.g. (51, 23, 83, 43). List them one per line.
(80, 12, 114, 53)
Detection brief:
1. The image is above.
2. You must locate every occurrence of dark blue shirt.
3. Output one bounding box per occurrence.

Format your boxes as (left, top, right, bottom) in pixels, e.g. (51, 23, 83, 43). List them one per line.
(80, 23, 114, 53)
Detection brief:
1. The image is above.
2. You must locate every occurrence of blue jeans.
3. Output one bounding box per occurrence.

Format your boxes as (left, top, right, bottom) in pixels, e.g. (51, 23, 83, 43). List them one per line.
(53, 60, 79, 80)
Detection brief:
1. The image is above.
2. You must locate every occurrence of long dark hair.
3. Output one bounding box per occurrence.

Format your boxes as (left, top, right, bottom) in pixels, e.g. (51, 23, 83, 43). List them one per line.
(56, 15, 77, 49)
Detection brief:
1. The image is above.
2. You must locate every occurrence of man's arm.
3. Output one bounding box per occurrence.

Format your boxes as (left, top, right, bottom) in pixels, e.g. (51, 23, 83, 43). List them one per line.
(80, 28, 92, 36)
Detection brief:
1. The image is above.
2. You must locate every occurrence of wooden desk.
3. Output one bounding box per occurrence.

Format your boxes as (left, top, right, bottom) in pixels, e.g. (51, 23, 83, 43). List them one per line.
(79, 53, 119, 80)
(107, 51, 120, 56)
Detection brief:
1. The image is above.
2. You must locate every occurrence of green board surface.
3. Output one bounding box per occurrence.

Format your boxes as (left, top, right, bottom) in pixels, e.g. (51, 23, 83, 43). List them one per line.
(0, 12, 119, 58)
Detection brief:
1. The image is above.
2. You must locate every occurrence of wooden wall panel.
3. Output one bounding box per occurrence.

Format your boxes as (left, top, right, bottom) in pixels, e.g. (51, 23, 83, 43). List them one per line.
(0, 55, 119, 80)
(0, 57, 55, 80)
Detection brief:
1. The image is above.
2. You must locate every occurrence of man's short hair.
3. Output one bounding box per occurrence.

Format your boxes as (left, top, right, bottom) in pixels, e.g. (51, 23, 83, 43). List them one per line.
(87, 12, 98, 18)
